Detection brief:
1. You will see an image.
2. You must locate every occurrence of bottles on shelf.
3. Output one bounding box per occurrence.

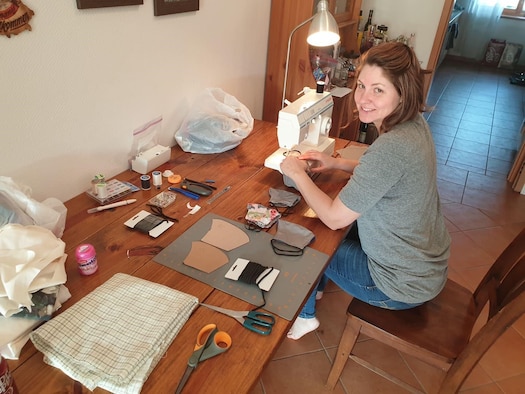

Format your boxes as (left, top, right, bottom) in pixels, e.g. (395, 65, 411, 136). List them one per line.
(358, 122, 368, 143)
(363, 9, 373, 33)
(356, 10, 364, 49)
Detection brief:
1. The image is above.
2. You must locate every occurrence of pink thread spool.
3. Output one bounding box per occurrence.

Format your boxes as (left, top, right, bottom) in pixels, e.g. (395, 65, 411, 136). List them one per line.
(75, 244, 99, 275)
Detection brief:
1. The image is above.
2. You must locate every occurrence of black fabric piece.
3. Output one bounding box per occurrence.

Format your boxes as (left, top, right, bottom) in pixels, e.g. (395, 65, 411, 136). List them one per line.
(271, 239, 304, 256)
(237, 261, 274, 311)
(133, 214, 166, 234)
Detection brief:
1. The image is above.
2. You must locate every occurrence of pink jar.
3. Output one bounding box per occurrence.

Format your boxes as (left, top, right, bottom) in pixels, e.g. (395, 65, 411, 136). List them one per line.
(75, 244, 98, 275)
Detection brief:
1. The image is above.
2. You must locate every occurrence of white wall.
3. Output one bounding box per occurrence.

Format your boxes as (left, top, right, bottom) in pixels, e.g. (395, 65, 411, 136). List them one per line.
(1, 1, 271, 202)
(360, 0, 445, 69)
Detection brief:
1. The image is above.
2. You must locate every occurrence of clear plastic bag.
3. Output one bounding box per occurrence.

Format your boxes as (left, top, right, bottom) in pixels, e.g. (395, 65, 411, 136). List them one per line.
(0, 177, 67, 238)
(174, 88, 254, 154)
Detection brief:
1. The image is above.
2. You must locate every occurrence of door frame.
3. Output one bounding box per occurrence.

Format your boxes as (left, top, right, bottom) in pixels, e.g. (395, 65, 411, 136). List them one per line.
(425, 0, 456, 98)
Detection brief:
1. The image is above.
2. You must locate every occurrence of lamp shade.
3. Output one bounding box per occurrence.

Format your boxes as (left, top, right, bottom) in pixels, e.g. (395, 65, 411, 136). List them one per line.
(307, 0, 340, 47)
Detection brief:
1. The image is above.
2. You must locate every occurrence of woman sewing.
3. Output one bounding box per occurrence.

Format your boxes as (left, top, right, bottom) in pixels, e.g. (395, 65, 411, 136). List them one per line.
(280, 41, 451, 340)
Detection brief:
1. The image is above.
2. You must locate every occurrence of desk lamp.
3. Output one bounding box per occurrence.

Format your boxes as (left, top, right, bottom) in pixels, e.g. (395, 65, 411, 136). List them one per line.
(264, 1, 340, 187)
(281, 0, 340, 108)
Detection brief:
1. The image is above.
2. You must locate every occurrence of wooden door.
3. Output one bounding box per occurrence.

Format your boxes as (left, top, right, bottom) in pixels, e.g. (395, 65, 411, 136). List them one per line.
(263, 0, 362, 125)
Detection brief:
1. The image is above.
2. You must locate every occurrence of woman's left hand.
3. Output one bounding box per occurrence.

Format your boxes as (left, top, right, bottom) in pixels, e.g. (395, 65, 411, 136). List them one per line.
(280, 155, 309, 179)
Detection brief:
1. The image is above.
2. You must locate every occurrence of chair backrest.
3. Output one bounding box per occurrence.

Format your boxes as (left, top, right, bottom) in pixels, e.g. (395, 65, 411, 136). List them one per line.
(439, 228, 525, 393)
(473, 227, 525, 319)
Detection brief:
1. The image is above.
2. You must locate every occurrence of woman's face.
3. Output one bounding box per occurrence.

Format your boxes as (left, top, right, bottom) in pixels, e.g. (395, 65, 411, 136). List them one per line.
(354, 64, 401, 130)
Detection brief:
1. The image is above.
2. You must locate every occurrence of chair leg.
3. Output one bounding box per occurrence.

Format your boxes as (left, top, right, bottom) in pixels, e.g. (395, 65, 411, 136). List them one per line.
(325, 316, 361, 390)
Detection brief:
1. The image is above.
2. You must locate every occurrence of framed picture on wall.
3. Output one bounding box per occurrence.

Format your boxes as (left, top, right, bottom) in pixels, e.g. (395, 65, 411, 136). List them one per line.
(77, 0, 143, 9)
(154, 0, 199, 16)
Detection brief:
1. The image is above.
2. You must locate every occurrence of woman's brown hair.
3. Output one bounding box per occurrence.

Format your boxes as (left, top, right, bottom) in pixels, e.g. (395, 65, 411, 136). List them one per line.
(353, 41, 427, 133)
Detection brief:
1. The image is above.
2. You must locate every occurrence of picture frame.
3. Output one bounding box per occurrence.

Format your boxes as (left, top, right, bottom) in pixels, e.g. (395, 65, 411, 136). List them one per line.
(154, 0, 199, 16)
(76, 0, 143, 9)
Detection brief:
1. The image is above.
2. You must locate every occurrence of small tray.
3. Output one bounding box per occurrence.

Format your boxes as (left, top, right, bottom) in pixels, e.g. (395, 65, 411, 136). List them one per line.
(148, 191, 177, 208)
(86, 179, 132, 205)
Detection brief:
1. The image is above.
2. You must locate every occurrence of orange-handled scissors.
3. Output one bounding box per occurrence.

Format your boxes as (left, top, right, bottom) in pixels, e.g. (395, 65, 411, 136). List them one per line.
(175, 324, 232, 394)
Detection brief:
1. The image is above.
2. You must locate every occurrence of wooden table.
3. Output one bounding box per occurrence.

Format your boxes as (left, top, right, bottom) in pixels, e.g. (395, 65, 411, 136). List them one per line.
(9, 120, 352, 393)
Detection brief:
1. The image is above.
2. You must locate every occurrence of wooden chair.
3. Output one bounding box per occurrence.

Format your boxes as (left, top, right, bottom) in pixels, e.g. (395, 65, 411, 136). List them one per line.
(326, 227, 525, 393)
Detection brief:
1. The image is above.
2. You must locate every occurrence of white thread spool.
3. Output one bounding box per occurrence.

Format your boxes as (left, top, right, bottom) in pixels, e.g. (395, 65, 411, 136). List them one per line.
(97, 182, 108, 199)
(152, 171, 162, 189)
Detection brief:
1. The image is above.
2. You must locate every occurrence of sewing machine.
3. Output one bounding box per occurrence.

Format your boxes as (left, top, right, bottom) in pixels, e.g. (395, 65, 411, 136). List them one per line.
(264, 90, 335, 174)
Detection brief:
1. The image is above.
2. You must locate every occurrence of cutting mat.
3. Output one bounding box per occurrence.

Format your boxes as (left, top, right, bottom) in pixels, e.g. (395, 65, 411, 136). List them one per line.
(154, 213, 329, 321)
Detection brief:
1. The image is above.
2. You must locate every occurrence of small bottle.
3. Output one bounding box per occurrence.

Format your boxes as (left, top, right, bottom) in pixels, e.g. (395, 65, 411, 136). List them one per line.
(0, 356, 19, 394)
(356, 10, 364, 49)
(75, 244, 99, 275)
(363, 10, 373, 33)
(358, 122, 368, 143)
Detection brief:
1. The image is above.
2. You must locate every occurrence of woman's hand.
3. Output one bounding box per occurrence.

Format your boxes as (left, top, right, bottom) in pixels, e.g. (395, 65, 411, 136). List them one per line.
(299, 150, 336, 173)
(280, 155, 309, 179)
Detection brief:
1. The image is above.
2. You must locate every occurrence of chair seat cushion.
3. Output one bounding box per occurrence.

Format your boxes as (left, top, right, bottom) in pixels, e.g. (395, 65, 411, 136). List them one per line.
(348, 279, 476, 361)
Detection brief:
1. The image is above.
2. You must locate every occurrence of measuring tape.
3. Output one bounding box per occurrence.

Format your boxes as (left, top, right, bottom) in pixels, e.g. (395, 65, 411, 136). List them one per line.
(207, 185, 231, 204)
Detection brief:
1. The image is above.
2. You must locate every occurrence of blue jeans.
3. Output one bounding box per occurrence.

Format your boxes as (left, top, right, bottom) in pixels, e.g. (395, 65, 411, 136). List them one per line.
(299, 237, 422, 318)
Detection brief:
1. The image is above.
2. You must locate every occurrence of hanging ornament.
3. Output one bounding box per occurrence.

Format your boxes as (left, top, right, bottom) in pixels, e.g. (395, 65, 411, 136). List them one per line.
(0, 0, 34, 38)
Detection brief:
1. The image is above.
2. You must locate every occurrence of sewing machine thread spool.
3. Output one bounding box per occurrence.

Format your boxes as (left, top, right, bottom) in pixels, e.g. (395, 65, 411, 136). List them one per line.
(316, 81, 325, 93)
(140, 175, 151, 190)
(96, 182, 108, 199)
(152, 171, 162, 189)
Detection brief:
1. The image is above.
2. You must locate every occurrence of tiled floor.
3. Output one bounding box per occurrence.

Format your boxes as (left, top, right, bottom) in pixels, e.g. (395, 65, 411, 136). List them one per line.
(250, 58, 525, 394)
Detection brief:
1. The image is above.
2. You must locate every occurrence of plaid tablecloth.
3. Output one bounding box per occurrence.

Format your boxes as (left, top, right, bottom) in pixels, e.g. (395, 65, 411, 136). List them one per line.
(30, 273, 198, 393)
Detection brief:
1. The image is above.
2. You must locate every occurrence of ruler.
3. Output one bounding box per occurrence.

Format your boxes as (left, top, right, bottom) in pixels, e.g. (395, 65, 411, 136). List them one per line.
(207, 185, 231, 204)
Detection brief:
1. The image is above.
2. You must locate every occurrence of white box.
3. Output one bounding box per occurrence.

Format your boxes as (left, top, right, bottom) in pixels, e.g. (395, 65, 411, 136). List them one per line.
(131, 145, 171, 174)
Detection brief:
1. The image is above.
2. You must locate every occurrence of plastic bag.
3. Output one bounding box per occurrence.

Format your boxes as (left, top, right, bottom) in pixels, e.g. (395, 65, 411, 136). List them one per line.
(174, 88, 254, 154)
(0, 177, 67, 238)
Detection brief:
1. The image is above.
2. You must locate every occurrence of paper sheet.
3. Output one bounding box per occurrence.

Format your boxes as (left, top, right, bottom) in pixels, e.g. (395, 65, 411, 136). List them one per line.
(201, 218, 249, 251)
(336, 145, 368, 161)
(183, 241, 229, 273)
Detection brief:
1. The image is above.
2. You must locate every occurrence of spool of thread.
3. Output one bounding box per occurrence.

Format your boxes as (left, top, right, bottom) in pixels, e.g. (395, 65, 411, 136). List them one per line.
(97, 182, 108, 199)
(75, 244, 98, 276)
(316, 81, 325, 93)
(152, 171, 162, 189)
(91, 179, 99, 195)
(140, 175, 151, 190)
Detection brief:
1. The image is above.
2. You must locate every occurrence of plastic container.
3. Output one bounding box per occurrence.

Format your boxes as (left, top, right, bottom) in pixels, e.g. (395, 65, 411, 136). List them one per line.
(0, 356, 19, 394)
(75, 244, 99, 275)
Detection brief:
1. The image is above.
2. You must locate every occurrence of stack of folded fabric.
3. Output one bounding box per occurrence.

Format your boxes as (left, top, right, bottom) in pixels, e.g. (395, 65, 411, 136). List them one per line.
(0, 224, 69, 359)
(30, 273, 199, 394)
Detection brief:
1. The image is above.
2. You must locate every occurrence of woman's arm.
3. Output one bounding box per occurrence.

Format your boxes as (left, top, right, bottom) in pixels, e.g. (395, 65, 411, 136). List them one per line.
(300, 150, 359, 174)
(280, 156, 360, 230)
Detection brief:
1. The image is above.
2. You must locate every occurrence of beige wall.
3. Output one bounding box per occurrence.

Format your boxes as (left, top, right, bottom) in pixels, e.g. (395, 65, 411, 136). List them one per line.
(0, 1, 271, 201)
(361, 0, 445, 69)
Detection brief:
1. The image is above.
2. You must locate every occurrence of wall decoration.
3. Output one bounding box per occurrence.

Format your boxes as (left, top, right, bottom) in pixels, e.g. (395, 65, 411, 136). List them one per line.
(76, 0, 143, 9)
(0, 0, 34, 38)
(154, 0, 199, 16)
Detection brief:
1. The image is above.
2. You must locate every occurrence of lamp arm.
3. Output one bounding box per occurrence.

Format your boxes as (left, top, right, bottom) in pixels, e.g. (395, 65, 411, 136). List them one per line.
(282, 15, 315, 109)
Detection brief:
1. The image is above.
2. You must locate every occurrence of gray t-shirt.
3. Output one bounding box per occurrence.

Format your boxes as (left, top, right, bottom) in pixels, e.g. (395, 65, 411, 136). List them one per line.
(339, 114, 450, 303)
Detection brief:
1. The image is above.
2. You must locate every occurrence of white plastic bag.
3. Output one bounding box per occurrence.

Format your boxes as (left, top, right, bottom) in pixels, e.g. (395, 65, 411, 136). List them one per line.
(0, 177, 67, 238)
(174, 88, 254, 154)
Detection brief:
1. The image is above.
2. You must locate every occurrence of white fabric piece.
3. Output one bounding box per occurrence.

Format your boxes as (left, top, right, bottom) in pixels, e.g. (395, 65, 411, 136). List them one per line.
(30, 273, 199, 394)
(0, 224, 67, 317)
(0, 284, 71, 359)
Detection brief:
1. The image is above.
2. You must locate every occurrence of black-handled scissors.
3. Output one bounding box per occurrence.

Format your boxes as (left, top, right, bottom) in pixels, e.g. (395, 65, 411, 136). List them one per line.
(146, 204, 179, 222)
(175, 324, 232, 394)
(200, 303, 275, 336)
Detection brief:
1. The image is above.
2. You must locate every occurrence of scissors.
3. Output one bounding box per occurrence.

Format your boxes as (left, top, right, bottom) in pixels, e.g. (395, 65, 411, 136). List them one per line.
(175, 324, 232, 394)
(200, 303, 275, 336)
(147, 204, 179, 222)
